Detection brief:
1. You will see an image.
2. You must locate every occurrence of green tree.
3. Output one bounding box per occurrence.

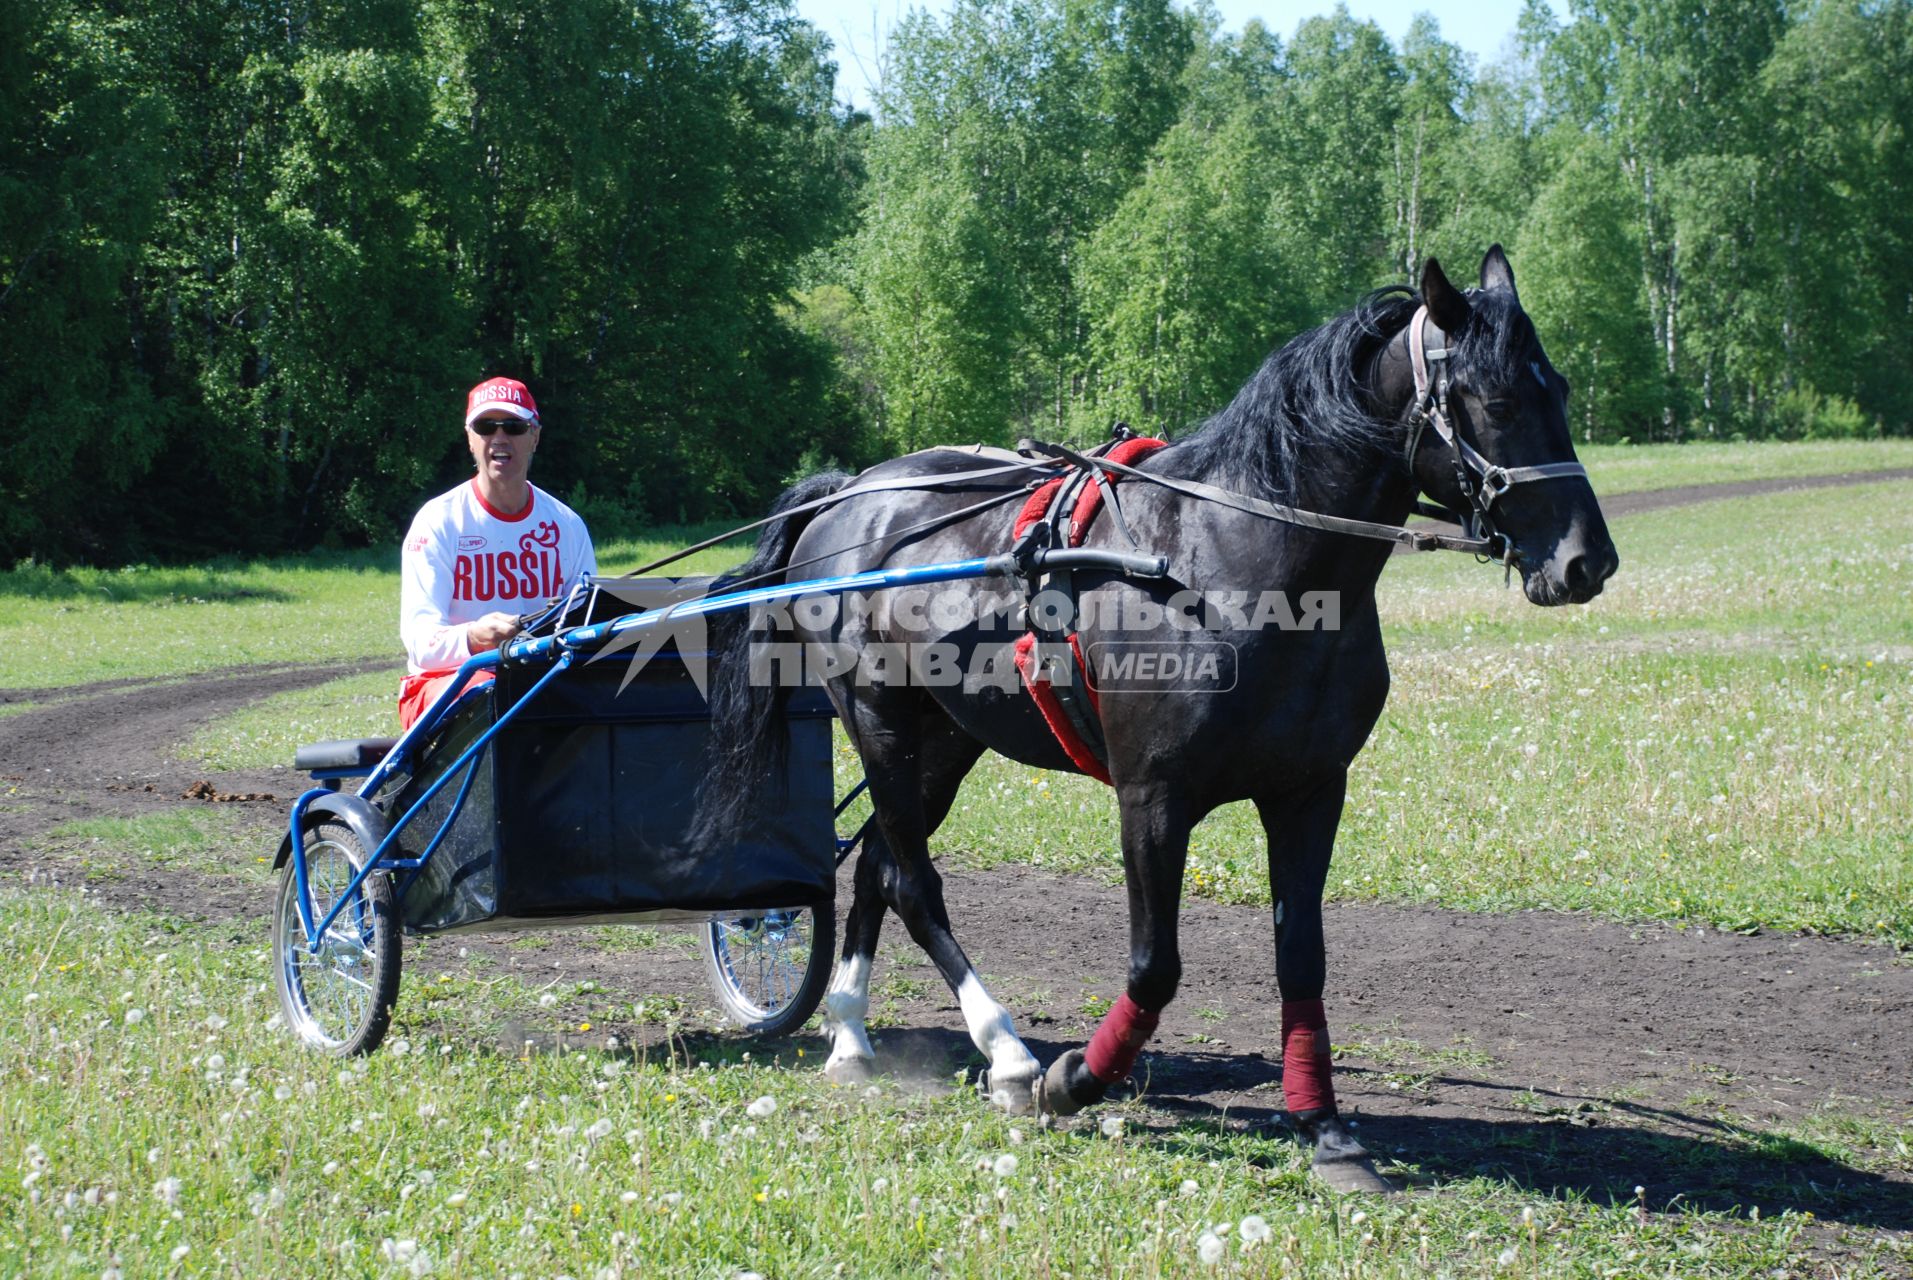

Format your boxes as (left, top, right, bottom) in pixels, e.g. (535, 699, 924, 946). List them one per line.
(1075, 21, 1303, 433)
(1515, 139, 1660, 440)
(0, 0, 167, 561)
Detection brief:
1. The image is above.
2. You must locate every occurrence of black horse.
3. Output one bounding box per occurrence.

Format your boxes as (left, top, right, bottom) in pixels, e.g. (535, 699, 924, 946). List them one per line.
(699, 249, 1617, 1191)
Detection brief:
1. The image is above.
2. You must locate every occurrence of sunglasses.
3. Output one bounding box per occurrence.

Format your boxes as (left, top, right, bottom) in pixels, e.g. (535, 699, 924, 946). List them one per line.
(469, 417, 536, 437)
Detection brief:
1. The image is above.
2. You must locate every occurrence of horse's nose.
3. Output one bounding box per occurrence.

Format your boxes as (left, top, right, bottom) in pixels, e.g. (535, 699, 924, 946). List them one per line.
(1563, 543, 1619, 598)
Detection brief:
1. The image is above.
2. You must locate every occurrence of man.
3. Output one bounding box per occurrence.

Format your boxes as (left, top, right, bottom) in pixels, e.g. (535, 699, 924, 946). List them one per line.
(398, 376, 596, 728)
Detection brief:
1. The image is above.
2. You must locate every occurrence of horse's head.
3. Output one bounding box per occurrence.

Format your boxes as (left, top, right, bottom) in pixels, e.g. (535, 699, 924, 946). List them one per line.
(1409, 247, 1619, 606)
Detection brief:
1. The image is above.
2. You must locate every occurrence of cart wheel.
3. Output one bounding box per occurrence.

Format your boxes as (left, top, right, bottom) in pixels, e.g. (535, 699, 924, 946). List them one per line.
(702, 905, 834, 1037)
(272, 820, 400, 1056)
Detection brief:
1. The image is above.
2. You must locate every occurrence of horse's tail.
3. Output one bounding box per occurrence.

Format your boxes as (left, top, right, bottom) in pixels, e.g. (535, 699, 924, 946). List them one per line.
(690, 469, 853, 847)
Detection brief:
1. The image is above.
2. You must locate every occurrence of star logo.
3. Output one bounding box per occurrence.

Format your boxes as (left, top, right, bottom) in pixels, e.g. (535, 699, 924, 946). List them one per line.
(585, 577, 713, 699)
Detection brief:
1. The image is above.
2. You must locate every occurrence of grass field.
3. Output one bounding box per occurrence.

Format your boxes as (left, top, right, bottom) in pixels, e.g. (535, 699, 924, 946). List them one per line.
(3, 439, 1911, 692)
(8, 887, 1904, 1279)
(7, 442, 1913, 1276)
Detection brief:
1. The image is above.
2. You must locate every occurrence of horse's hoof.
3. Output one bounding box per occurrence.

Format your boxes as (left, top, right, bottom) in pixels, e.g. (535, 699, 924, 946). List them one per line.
(824, 1055, 875, 1086)
(1311, 1152, 1396, 1196)
(980, 1061, 1039, 1116)
(1038, 1051, 1089, 1117)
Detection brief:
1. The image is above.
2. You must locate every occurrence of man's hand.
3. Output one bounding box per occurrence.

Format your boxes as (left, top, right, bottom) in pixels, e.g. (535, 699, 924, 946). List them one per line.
(466, 611, 522, 653)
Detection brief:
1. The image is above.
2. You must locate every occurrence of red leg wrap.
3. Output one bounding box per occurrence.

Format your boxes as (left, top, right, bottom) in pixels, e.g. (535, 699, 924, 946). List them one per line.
(1280, 998, 1336, 1114)
(1083, 993, 1161, 1084)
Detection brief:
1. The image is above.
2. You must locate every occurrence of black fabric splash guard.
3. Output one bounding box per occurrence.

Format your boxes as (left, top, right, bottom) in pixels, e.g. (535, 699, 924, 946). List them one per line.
(388, 638, 837, 935)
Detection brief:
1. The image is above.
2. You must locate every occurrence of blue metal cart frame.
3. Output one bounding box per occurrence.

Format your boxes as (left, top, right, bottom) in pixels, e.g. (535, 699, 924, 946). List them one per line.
(272, 546, 1162, 1054)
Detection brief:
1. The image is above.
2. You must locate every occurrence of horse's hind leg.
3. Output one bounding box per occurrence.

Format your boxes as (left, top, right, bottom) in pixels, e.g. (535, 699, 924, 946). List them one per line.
(1260, 772, 1391, 1194)
(1041, 782, 1192, 1115)
(824, 709, 1037, 1106)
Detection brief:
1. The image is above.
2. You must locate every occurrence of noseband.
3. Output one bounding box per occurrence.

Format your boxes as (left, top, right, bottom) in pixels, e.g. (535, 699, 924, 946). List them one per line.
(1403, 305, 1589, 570)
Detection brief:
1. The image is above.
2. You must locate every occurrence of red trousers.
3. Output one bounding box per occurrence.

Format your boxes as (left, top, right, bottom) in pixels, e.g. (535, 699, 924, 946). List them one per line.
(398, 669, 494, 729)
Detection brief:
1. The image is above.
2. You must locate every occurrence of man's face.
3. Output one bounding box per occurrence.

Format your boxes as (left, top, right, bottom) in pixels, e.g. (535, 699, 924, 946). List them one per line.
(467, 412, 539, 487)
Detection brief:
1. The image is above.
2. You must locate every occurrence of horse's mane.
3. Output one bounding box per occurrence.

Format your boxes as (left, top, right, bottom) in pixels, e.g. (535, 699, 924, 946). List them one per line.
(1154, 283, 1541, 500)
(1154, 286, 1421, 499)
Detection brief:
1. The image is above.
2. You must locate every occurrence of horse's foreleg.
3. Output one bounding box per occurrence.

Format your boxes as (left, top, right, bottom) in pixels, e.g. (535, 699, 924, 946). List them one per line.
(1261, 773, 1391, 1194)
(1041, 784, 1189, 1116)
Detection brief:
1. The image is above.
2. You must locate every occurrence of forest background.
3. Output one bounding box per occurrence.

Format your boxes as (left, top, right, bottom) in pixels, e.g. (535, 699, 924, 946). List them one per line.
(4, 0, 1907, 563)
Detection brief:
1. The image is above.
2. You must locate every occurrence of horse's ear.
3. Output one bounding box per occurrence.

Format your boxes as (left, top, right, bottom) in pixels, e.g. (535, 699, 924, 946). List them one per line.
(1420, 257, 1470, 333)
(1479, 244, 1518, 300)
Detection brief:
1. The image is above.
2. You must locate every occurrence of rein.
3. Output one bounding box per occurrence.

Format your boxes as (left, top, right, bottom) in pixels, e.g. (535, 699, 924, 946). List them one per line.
(605, 302, 1592, 589)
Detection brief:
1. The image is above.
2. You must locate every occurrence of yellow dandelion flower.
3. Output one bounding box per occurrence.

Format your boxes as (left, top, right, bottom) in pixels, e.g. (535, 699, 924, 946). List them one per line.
(755, 1190, 768, 1203)
(580, 1022, 592, 1032)
(571, 1202, 584, 1217)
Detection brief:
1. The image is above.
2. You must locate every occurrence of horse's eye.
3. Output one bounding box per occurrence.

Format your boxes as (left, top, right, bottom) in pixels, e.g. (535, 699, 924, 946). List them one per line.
(1483, 399, 1519, 420)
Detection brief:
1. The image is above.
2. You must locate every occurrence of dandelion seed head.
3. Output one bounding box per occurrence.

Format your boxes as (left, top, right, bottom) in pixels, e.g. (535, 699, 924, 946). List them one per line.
(169, 1245, 189, 1263)
(124, 1008, 145, 1025)
(1197, 1232, 1225, 1266)
(992, 1153, 1019, 1177)
(1099, 1115, 1124, 1139)
(1497, 1247, 1518, 1267)
(1179, 1178, 1200, 1197)
(1240, 1215, 1271, 1245)
(746, 1096, 777, 1119)
(1351, 1210, 1368, 1226)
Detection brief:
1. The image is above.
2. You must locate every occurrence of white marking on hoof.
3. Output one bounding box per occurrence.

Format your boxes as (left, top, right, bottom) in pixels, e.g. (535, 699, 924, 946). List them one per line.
(957, 971, 1039, 1114)
(822, 954, 875, 1077)
(824, 1055, 875, 1086)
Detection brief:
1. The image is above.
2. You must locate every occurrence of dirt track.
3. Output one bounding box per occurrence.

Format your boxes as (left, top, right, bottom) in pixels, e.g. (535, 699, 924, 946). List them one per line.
(3, 470, 1910, 1238)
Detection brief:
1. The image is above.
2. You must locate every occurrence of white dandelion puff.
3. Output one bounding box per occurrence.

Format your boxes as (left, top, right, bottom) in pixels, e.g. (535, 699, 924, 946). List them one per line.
(1197, 1232, 1225, 1266)
(1099, 1115, 1124, 1139)
(1179, 1179, 1201, 1197)
(154, 1177, 183, 1207)
(1239, 1215, 1271, 1246)
(169, 1245, 189, 1263)
(992, 1154, 1018, 1177)
(1497, 1247, 1518, 1267)
(746, 1096, 777, 1119)
(124, 1008, 145, 1025)
(584, 1118, 614, 1141)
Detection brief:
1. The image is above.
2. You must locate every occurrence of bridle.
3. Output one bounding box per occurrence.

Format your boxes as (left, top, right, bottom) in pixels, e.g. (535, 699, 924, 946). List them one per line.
(1402, 304, 1590, 573)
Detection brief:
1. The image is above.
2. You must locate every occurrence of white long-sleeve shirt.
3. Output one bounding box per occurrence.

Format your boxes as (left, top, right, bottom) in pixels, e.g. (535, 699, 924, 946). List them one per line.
(400, 480, 596, 675)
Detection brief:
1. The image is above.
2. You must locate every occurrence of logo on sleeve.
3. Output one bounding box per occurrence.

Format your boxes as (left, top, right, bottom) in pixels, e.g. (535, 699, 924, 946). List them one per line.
(404, 534, 429, 553)
(457, 536, 487, 551)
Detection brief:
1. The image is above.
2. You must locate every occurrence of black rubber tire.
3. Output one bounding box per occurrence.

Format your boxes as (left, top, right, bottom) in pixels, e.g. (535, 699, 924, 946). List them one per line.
(272, 820, 401, 1056)
(701, 904, 835, 1038)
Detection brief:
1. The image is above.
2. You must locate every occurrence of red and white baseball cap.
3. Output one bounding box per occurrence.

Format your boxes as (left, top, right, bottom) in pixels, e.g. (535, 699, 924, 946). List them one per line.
(465, 376, 540, 426)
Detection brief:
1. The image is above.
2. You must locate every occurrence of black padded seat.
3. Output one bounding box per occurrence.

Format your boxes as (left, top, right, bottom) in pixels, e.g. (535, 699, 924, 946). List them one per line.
(294, 737, 401, 772)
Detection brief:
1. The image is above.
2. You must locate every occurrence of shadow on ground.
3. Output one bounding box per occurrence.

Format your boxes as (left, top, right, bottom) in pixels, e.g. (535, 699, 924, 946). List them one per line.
(692, 1024, 1913, 1231)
